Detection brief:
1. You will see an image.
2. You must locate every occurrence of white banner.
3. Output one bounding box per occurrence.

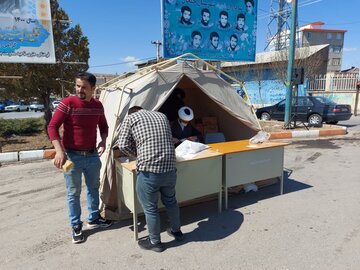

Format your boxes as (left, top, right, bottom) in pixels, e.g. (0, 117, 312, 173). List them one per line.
(0, 0, 55, 64)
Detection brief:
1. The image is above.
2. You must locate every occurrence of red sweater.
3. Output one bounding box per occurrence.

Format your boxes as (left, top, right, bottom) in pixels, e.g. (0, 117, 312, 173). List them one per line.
(48, 96, 108, 150)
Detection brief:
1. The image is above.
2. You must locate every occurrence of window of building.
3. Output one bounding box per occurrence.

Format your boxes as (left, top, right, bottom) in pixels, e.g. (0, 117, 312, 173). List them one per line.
(336, 33, 342, 40)
(332, 58, 341, 66)
(332, 46, 342, 53)
(327, 33, 332, 39)
(307, 32, 311, 39)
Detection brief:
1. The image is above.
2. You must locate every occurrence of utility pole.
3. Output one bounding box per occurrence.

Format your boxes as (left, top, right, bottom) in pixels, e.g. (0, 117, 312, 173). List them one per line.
(265, 0, 293, 51)
(151, 40, 162, 62)
(284, 0, 298, 128)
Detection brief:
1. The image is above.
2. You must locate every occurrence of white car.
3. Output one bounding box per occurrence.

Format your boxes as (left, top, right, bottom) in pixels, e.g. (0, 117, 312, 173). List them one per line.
(30, 102, 45, 112)
(5, 102, 30, 112)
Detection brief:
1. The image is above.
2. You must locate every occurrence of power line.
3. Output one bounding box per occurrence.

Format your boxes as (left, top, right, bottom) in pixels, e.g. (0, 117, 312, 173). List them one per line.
(258, 0, 322, 20)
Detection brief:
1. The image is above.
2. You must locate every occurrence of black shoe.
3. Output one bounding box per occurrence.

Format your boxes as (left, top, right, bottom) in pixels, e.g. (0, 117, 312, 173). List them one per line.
(72, 224, 84, 244)
(138, 237, 165, 253)
(87, 217, 113, 229)
(166, 227, 184, 242)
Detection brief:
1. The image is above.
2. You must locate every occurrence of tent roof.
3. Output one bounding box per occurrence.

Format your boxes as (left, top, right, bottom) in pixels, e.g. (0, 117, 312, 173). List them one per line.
(100, 61, 260, 133)
(98, 57, 261, 213)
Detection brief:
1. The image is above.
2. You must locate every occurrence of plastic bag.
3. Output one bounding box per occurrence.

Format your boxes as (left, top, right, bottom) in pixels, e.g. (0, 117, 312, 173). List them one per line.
(244, 183, 258, 193)
(249, 130, 270, 144)
(175, 140, 209, 161)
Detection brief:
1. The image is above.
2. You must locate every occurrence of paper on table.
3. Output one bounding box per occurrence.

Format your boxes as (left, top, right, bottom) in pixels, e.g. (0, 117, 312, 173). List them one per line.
(175, 140, 209, 161)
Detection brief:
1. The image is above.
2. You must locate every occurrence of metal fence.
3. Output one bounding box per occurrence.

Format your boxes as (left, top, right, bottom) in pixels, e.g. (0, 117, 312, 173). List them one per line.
(308, 73, 358, 91)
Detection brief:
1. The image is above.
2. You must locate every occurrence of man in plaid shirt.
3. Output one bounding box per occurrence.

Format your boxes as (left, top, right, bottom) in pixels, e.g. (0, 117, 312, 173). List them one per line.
(117, 106, 183, 252)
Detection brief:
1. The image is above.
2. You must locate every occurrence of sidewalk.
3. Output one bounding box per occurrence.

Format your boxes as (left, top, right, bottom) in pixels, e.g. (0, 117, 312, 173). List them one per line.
(1, 131, 359, 269)
(0, 124, 348, 163)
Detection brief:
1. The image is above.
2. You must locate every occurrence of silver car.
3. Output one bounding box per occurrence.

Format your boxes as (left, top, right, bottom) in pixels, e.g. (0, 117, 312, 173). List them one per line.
(30, 101, 45, 112)
(5, 102, 30, 112)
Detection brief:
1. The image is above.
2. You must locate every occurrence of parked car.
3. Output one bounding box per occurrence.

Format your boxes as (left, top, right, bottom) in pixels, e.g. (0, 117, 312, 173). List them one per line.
(51, 100, 60, 111)
(5, 101, 30, 112)
(30, 101, 45, 112)
(0, 100, 14, 112)
(0, 102, 5, 112)
(255, 96, 352, 126)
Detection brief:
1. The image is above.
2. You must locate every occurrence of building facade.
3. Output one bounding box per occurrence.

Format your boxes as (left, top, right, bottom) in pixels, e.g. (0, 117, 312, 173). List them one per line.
(299, 21, 346, 73)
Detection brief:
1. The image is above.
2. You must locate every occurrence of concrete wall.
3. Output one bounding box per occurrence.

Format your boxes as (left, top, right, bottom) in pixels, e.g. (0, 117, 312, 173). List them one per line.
(309, 91, 360, 114)
(242, 79, 307, 107)
(234, 78, 359, 114)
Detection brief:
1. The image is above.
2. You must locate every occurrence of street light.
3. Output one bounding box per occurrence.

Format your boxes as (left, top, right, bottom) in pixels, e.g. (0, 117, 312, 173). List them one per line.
(151, 40, 162, 62)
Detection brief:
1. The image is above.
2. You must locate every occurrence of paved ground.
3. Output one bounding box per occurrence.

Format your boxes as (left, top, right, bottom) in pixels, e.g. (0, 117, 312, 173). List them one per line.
(0, 118, 359, 270)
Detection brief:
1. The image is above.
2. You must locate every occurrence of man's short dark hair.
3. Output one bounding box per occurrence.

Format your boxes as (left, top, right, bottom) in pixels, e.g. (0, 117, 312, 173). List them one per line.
(191, 30, 202, 39)
(210, 32, 219, 40)
(245, 0, 254, 6)
(219, 10, 228, 18)
(230, 34, 238, 41)
(201, 8, 210, 16)
(128, 106, 143, 115)
(181, 6, 191, 14)
(75, 72, 96, 87)
(237, 13, 245, 20)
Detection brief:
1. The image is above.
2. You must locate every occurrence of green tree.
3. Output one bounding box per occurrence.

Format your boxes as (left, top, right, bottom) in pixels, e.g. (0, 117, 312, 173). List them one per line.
(0, 0, 90, 133)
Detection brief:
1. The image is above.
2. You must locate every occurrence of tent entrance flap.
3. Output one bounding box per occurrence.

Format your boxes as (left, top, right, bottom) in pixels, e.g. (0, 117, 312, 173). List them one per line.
(98, 60, 260, 219)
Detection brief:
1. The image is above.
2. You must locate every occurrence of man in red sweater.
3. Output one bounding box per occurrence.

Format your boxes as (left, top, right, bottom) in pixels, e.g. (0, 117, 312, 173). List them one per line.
(48, 72, 112, 244)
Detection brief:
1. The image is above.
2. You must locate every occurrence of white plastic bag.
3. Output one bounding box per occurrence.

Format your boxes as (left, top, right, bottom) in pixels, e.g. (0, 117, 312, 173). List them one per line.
(243, 183, 258, 193)
(175, 140, 209, 161)
(249, 130, 270, 144)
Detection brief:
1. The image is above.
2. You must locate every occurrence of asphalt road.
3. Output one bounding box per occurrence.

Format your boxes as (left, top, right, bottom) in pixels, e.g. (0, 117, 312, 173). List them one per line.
(0, 122, 359, 269)
(0, 110, 44, 119)
(338, 114, 360, 132)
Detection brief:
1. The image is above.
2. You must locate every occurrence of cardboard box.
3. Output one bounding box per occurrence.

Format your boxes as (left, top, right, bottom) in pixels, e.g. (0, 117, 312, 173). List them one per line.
(202, 117, 217, 126)
(194, 118, 203, 124)
(203, 125, 218, 134)
(194, 123, 204, 135)
(113, 149, 121, 158)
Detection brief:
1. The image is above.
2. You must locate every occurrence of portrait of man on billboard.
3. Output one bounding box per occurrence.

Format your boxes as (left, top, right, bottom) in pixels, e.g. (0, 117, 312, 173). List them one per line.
(208, 32, 223, 52)
(179, 5, 193, 25)
(199, 8, 213, 28)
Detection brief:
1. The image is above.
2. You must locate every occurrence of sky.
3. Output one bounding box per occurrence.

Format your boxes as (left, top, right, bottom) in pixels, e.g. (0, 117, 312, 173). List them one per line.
(60, 0, 360, 75)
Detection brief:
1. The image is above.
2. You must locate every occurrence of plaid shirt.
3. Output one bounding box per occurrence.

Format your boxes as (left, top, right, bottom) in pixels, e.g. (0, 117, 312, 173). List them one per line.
(117, 110, 176, 173)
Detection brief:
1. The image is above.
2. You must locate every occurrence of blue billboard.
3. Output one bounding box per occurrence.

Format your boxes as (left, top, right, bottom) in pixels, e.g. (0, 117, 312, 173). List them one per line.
(0, 0, 55, 63)
(162, 0, 257, 61)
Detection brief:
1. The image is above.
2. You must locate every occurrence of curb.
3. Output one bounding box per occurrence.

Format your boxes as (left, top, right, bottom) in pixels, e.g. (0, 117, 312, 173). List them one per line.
(0, 127, 348, 163)
(269, 126, 347, 140)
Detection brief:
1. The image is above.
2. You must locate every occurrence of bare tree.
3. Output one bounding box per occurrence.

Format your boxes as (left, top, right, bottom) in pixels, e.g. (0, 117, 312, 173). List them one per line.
(268, 44, 329, 85)
(0, 0, 90, 133)
(225, 62, 268, 106)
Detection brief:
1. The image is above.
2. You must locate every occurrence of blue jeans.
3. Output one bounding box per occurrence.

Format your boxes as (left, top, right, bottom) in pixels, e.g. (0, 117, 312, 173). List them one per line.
(64, 151, 101, 227)
(136, 170, 181, 244)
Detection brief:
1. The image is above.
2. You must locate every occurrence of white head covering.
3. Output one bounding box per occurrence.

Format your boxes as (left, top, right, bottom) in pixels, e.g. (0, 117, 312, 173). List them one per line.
(178, 106, 194, 122)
